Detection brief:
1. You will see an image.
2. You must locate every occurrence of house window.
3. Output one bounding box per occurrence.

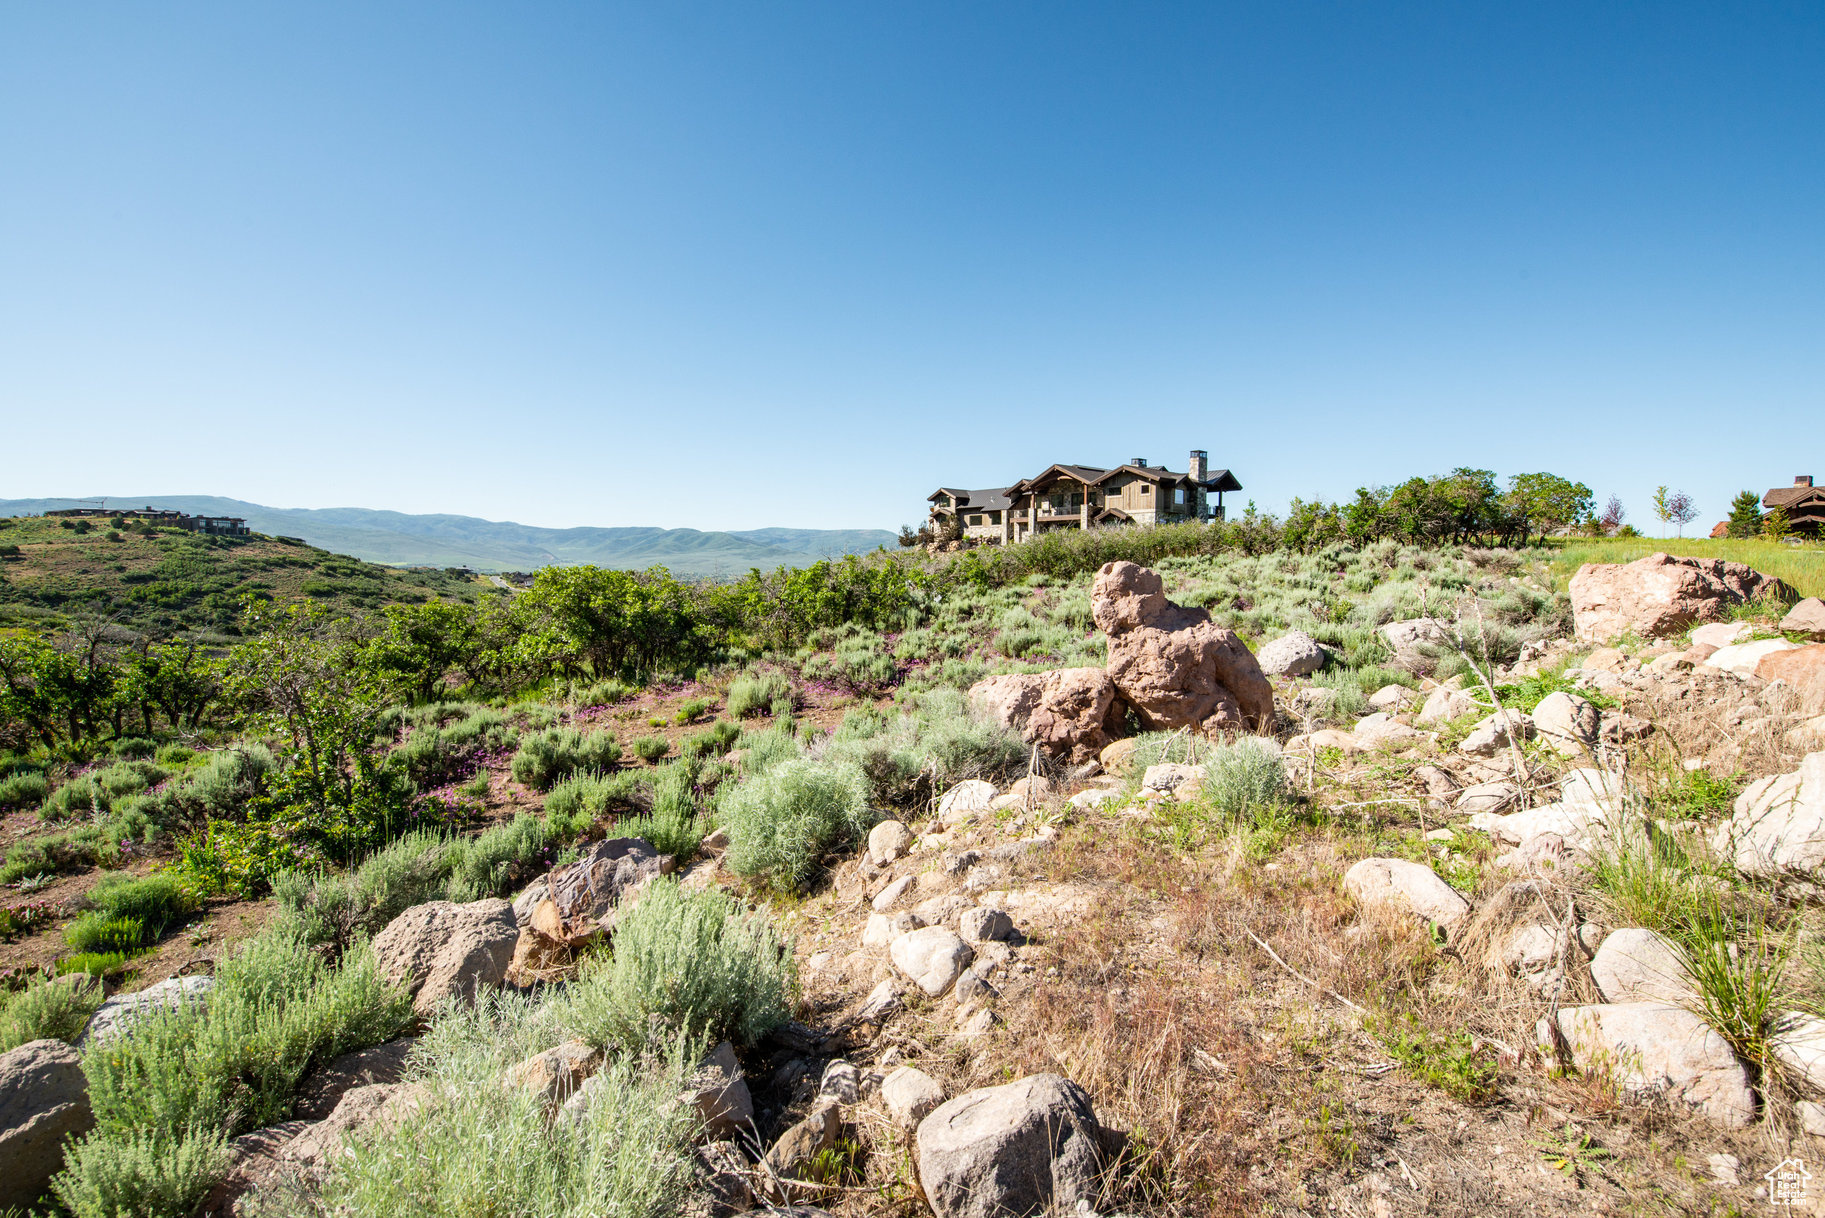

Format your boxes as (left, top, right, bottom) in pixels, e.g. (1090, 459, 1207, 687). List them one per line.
(1174, 487, 1185, 505)
(969, 515, 982, 526)
(1141, 485, 1151, 495)
(988, 511, 1000, 523)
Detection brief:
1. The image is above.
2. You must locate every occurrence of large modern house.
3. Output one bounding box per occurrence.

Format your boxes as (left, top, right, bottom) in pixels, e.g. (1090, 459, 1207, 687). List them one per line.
(927, 450, 1241, 545)
(1765, 476, 1825, 536)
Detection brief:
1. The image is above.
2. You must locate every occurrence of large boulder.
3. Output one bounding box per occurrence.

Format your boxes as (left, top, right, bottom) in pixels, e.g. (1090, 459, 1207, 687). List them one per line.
(1343, 858, 1470, 934)
(1590, 929, 1696, 1004)
(1257, 630, 1327, 677)
(371, 898, 521, 1017)
(1093, 562, 1274, 735)
(542, 837, 670, 938)
(0, 1039, 94, 1210)
(968, 673, 1045, 736)
(1550, 1003, 1754, 1128)
(1757, 644, 1825, 715)
(1783, 598, 1825, 642)
(1569, 553, 1787, 643)
(1026, 668, 1127, 764)
(915, 1073, 1104, 1218)
(82, 975, 213, 1045)
(281, 1082, 428, 1166)
(970, 667, 1127, 765)
(294, 1037, 418, 1120)
(1713, 752, 1825, 885)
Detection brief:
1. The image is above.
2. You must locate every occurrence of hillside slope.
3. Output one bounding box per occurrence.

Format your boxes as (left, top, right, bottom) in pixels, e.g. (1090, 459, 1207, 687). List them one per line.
(0, 497, 898, 575)
(0, 513, 488, 636)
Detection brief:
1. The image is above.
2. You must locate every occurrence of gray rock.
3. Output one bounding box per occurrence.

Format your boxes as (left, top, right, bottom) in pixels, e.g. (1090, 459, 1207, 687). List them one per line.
(1457, 709, 1533, 757)
(863, 910, 923, 947)
(872, 874, 918, 911)
(677, 1041, 753, 1138)
(1342, 857, 1469, 933)
(1367, 684, 1415, 711)
(958, 907, 1014, 945)
(1590, 929, 1696, 1005)
(818, 1059, 859, 1104)
(507, 1039, 603, 1107)
(1533, 691, 1600, 756)
(1775, 1012, 1825, 1096)
(1257, 630, 1327, 677)
(891, 927, 975, 997)
(1416, 683, 1481, 725)
(510, 879, 550, 928)
(762, 1101, 841, 1198)
(293, 1037, 418, 1120)
(1454, 781, 1517, 813)
(868, 820, 914, 865)
(371, 898, 521, 1017)
(0, 1039, 94, 1210)
(1713, 753, 1825, 885)
(1550, 1003, 1753, 1128)
(881, 1065, 945, 1124)
(916, 1073, 1103, 1218)
(1783, 598, 1825, 641)
(82, 975, 214, 1045)
(938, 780, 998, 825)
(544, 837, 670, 933)
(281, 1082, 429, 1166)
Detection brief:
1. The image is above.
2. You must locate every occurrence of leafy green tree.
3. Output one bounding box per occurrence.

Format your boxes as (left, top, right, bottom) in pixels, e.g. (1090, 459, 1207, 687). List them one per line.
(1726, 491, 1764, 539)
(1765, 506, 1793, 541)
(1504, 473, 1594, 539)
(221, 599, 410, 869)
(519, 565, 706, 680)
(122, 642, 220, 735)
(366, 598, 484, 704)
(1652, 486, 1672, 536)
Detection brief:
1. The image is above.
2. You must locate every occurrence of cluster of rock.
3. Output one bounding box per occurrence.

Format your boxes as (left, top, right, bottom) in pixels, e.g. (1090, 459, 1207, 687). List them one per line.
(969, 561, 1274, 763)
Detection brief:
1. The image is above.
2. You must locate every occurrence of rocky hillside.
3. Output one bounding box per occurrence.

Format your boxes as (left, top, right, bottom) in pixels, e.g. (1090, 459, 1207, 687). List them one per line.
(6, 544, 1825, 1216)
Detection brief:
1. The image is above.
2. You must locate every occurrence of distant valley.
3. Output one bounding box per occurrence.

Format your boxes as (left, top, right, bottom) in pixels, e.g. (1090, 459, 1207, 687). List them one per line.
(0, 496, 897, 576)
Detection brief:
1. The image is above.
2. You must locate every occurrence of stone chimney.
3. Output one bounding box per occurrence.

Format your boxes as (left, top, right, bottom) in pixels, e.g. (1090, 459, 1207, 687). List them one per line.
(1188, 449, 1207, 484)
(1798, 476, 1814, 488)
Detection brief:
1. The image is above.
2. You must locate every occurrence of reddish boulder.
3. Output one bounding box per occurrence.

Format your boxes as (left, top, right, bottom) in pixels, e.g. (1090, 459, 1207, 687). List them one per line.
(1092, 561, 1274, 734)
(1026, 668, 1125, 764)
(1757, 644, 1825, 714)
(967, 673, 1046, 736)
(1568, 553, 1790, 643)
(968, 668, 1123, 764)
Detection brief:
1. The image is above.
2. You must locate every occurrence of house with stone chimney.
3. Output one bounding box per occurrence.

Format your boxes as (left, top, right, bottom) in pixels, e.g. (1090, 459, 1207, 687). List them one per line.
(927, 450, 1241, 545)
(1765, 476, 1825, 536)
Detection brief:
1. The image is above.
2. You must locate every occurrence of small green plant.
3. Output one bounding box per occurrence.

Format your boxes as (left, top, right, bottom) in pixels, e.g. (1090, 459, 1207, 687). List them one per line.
(1375, 1016, 1498, 1103)
(1657, 767, 1737, 820)
(65, 913, 148, 955)
(1528, 1122, 1613, 1181)
(672, 697, 713, 726)
(630, 735, 671, 764)
(53, 1125, 233, 1218)
(56, 950, 133, 979)
(457, 770, 491, 799)
(0, 770, 48, 808)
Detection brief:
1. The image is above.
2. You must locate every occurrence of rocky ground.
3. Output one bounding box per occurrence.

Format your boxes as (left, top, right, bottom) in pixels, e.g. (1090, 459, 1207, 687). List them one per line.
(7, 551, 1825, 1216)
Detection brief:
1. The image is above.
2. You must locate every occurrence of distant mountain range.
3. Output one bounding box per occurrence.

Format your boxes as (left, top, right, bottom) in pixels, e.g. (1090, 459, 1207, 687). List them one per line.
(0, 496, 898, 577)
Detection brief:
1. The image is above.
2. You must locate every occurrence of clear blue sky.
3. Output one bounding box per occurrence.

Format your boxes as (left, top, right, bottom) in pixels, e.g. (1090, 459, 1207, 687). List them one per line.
(2, 3, 1820, 535)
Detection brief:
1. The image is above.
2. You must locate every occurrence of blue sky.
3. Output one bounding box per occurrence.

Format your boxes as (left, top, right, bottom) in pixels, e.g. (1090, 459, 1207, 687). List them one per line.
(2, 3, 1820, 535)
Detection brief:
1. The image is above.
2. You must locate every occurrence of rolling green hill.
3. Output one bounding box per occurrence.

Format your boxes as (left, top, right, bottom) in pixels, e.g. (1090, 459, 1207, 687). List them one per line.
(0, 498, 898, 576)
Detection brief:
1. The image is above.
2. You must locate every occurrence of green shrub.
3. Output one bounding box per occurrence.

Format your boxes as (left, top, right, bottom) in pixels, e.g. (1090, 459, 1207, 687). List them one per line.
(680, 720, 739, 760)
(80, 928, 414, 1147)
(572, 678, 635, 707)
(801, 637, 897, 692)
(87, 873, 196, 941)
(0, 770, 49, 808)
(630, 735, 671, 764)
(40, 761, 166, 821)
(273, 831, 458, 949)
(720, 758, 871, 894)
(302, 998, 697, 1218)
(1201, 737, 1289, 819)
(740, 726, 801, 776)
(53, 1125, 232, 1218)
(822, 688, 1025, 805)
(0, 974, 103, 1051)
(56, 951, 132, 978)
(65, 913, 148, 955)
(616, 801, 705, 861)
(542, 771, 644, 838)
(155, 744, 196, 766)
(727, 670, 792, 719)
(510, 727, 622, 791)
(555, 878, 794, 1049)
(444, 815, 557, 903)
(110, 737, 158, 759)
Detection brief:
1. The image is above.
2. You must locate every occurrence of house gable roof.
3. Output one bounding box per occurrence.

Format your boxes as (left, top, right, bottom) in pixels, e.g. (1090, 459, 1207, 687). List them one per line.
(929, 487, 1012, 512)
(1766, 485, 1825, 511)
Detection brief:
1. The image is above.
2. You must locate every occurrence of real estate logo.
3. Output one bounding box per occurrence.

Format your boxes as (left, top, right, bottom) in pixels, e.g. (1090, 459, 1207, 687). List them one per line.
(1766, 1158, 1811, 1208)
